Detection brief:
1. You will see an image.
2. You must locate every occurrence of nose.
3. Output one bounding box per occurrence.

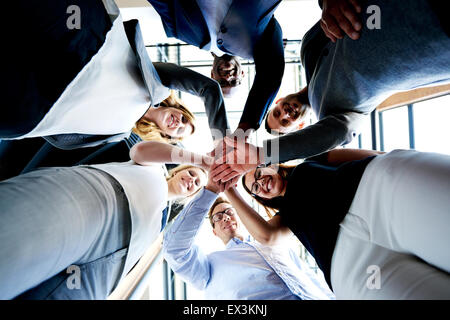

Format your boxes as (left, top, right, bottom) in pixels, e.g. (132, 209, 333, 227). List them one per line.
(187, 176, 194, 189)
(281, 110, 291, 120)
(173, 115, 181, 127)
(222, 214, 231, 222)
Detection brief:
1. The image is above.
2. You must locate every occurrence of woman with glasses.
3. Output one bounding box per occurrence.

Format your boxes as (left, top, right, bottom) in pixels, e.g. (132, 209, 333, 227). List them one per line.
(223, 148, 450, 299)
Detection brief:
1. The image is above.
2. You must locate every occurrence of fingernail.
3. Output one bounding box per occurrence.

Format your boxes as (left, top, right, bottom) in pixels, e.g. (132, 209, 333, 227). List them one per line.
(355, 22, 361, 30)
(351, 32, 359, 39)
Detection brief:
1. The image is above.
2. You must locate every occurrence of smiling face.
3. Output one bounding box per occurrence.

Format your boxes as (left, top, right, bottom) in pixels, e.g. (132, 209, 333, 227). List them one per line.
(168, 167, 207, 199)
(266, 93, 309, 134)
(157, 107, 194, 139)
(211, 54, 244, 97)
(210, 202, 241, 244)
(243, 166, 286, 200)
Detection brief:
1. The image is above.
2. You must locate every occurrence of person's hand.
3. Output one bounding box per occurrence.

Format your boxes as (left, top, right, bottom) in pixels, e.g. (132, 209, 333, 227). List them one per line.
(205, 167, 224, 194)
(200, 155, 214, 171)
(205, 164, 235, 194)
(321, 0, 362, 42)
(210, 136, 264, 183)
(209, 128, 252, 162)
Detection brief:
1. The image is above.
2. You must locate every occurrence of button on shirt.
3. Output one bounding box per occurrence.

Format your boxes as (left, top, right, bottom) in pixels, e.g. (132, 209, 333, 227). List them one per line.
(196, 0, 234, 56)
(163, 188, 335, 300)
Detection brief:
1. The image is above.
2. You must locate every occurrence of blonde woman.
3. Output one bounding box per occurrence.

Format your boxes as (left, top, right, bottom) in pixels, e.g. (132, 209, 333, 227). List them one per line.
(0, 141, 212, 300)
(0, 61, 230, 181)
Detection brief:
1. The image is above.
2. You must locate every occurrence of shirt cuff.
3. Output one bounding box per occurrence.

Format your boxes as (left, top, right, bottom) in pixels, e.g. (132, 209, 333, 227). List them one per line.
(192, 188, 219, 211)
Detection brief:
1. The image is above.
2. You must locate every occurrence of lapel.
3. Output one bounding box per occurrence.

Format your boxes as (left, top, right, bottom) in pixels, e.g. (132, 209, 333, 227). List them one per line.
(123, 19, 170, 106)
(148, 0, 210, 48)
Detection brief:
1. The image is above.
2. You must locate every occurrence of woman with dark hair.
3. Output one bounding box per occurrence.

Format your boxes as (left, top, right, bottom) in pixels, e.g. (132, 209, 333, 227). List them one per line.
(224, 148, 450, 299)
(241, 164, 295, 217)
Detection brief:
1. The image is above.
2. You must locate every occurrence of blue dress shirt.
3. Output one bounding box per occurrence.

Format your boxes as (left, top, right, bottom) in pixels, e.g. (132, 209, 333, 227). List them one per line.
(163, 188, 335, 300)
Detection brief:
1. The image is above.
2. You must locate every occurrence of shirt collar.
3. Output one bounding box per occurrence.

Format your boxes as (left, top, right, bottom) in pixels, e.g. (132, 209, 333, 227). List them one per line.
(225, 235, 252, 248)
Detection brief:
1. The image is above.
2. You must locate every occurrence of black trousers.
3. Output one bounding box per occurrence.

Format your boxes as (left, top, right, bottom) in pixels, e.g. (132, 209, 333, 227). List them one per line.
(2, 0, 111, 138)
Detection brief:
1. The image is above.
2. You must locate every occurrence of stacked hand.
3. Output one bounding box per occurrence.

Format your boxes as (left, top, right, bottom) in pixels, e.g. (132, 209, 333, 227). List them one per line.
(207, 136, 264, 192)
(321, 0, 362, 42)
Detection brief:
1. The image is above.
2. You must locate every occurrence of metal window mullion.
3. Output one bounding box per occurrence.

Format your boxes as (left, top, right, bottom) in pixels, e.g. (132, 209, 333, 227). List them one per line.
(408, 104, 415, 149)
(370, 110, 378, 151)
(162, 260, 175, 300)
(378, 111, 385, 151)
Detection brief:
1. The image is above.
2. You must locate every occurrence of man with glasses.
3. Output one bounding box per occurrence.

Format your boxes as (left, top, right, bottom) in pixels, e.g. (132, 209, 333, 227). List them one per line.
(162, 174, 335, 300)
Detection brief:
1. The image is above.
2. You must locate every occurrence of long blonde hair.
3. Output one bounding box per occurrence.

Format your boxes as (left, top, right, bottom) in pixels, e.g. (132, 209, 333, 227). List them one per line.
(166, 164, 207, 205)
(133, 91, 196, 144)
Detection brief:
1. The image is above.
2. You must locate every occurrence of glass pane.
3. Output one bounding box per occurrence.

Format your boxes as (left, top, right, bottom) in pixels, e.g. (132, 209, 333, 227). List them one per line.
(413, 94, 450, 155)
(380, 107, 410, 151)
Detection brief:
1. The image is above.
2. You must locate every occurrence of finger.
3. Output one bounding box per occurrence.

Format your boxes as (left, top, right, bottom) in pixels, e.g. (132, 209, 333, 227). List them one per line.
(223, 180, 233, 191)
(348, 0, 362, 13)
(340, 2, 362, 35)
(321, 12, 344, 39)
(210, 161, 223, 171)
(220, 170, 241, 183)
(225, 177, 239, 190)
(320, 20, 337, 42)
(223, 175, 239, 191)
(212, 167, 236, 182)
(210, 164, 230, 178)
(332, 9, 358, 40)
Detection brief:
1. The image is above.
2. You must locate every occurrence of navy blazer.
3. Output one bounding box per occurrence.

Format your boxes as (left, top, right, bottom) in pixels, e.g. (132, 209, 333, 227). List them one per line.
(148, 0, 285, 131)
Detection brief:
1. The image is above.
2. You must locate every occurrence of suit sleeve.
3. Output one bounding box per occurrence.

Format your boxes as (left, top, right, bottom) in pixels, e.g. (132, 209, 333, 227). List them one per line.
(153, 62, 230, 140)
(263, 111, 368, 164)
(238, 18, 285, 131)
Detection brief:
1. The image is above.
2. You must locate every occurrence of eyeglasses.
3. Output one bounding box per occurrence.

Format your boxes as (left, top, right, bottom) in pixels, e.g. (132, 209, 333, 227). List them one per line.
(250, 168, 264, 196)
(211, 207, 235, 223)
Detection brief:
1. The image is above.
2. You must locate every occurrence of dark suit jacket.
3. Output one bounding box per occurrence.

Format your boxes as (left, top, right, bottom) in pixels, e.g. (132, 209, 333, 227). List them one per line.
(2, 3, 229, 149)
(148, 0, 285, 131)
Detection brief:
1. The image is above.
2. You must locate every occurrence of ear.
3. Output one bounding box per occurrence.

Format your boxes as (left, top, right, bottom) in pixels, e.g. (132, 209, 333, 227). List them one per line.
(211, 52, 218, 58)
(212, 229, 217, 236)
(297, 121, 306, 130)
(275, 98, 283, 105)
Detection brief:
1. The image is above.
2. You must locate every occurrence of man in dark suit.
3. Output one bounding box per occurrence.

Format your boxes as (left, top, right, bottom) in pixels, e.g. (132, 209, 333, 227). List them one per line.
(147, 0, 285, 134)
